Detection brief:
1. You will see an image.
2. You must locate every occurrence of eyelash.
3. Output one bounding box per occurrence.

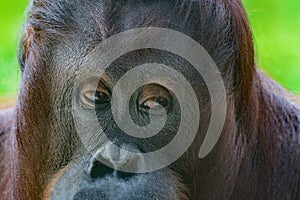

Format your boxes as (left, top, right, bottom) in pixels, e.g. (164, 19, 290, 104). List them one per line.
(141, 97, 169, 109)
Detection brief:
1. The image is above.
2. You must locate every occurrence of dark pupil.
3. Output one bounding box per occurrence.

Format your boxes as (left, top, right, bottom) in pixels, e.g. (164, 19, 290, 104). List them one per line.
(156, 97, 168, 107)
(93, 91, 109, 104)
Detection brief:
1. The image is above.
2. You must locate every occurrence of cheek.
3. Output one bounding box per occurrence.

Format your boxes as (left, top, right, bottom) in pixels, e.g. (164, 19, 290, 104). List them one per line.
(43, 164, 73, 200)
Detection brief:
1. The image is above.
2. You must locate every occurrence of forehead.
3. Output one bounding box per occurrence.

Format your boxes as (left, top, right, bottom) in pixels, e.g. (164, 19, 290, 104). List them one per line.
(50, 0, 203, 73)
(64, 0, 202, 42)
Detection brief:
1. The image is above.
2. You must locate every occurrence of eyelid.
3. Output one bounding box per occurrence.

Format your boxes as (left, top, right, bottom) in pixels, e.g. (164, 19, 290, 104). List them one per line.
(141, 97, 167, 108)
(84, 90, 110, 100)
(81, 79, 111, 94)
(139, 84, 171, 103)
(80, 79, 111, 109)
(138, 84, 172, 114)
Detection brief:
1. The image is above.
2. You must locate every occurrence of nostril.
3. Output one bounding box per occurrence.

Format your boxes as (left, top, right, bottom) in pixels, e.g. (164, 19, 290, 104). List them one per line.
(88, 159, 136, 180)
(73, 188, 108, 200)
(89, 160, 114, 179)
(116, 171, 136, 180)
(89, 143, 142, 180)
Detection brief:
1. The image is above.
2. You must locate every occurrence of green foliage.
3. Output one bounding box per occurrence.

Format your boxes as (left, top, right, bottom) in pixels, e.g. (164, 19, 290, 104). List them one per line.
(0, 0, 28, 98)
(0, 0, 299, 99)
(243, 0, 300, 94)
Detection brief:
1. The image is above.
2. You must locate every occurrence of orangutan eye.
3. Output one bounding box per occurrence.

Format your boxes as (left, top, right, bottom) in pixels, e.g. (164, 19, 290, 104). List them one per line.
(142, 96, 169, 110)
(139, 84, 172, 114)
(84, 90, 110, 107)
(81, 79, 111, 109)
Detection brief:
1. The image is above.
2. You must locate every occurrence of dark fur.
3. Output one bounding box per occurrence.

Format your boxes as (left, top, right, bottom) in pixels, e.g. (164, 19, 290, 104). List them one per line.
(0, 0, 299, 199)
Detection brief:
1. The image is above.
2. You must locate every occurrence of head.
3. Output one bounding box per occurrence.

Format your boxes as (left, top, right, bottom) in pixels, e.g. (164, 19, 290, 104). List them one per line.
(15, 0, 255, 199)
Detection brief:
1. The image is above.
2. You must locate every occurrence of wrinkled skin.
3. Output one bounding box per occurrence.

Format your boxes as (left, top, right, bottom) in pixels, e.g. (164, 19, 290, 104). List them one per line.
(0, 0, 299, 199)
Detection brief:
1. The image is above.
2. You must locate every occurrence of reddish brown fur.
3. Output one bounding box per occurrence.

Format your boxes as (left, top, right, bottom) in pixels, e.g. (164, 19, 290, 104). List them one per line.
(0, 0, 299, 199)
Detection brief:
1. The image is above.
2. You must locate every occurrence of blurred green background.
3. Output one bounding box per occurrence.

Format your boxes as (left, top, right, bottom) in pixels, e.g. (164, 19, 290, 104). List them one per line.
(0, 0, 29, 105)
(0, 0, 299, 104)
